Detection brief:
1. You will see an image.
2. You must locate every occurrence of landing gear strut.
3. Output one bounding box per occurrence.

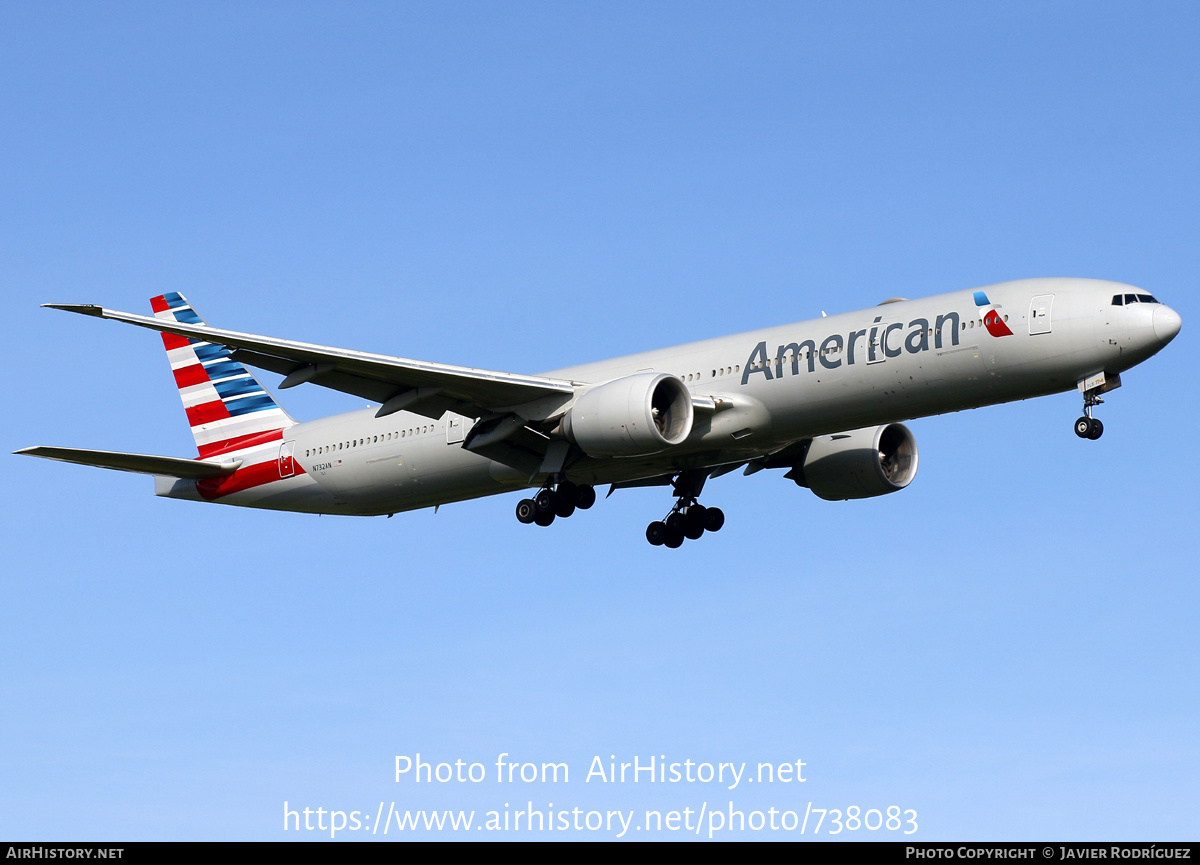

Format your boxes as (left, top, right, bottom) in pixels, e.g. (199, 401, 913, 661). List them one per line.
(645, 470, 724, 548)
(1074, 391, 1105, 440)
(515, 480, 596, 527)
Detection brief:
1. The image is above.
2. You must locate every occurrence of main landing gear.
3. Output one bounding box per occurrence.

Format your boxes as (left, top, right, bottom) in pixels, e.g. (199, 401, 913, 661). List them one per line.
(645, 469, 724, 549)
(645, 502, 724, 548)
(1074, 391, 1105, 440)
(515, 480, 596, 527)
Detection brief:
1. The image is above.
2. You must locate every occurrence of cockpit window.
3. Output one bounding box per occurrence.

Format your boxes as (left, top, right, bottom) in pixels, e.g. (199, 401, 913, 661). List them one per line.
(1117, 293, 1161, 305)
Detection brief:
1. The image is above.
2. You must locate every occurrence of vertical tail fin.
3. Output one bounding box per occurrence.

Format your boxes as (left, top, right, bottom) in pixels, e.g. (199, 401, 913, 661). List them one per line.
(150, 292, 296, 459)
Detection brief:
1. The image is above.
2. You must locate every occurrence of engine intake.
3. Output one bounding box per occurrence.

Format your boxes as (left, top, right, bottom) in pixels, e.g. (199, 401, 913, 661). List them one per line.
(563, 373, 694, 457)
(789, 423, 918, 500)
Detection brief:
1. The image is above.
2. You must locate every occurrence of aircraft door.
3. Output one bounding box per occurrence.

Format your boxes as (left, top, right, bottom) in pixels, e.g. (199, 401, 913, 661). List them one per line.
(867, 320, 902, 364)
(445, 413, 470, 444)
(1029, 295, 1054, 335)
(278, 441, 296, 478)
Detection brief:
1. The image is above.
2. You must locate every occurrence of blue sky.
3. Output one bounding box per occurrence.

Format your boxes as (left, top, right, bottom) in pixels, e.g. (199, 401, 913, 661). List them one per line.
(2, 2, 1197, 840)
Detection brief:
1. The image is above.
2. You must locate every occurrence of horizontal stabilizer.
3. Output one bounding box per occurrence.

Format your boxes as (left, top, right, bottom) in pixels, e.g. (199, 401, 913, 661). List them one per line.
(15, 446, 241, 479)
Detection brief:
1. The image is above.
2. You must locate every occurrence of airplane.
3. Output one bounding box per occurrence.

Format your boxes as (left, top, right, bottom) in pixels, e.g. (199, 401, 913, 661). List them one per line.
(17, 277, 1181, 548)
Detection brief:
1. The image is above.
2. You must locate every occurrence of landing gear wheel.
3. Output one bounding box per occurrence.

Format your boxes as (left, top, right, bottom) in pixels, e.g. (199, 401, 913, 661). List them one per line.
(648, 470, 725, 546)
(533, 507, 555, 527)
(1087, 418, 1104, 440)
(1075, 417, 1093, 439)
(575, 485, 596, 510)
(534, 488, 556, 511)
(516, 499, 537, 524)
(554, 497, 576, 519)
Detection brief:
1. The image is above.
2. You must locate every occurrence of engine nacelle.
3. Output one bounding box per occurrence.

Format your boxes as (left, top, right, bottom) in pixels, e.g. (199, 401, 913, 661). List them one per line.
(790, 423, 918, 501)
(562, 373, 694, 457)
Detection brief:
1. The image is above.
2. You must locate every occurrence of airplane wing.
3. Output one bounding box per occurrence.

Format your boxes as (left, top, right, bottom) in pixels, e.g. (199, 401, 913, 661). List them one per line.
(45, 303, 578, 421)
(15, 446, 241, 479)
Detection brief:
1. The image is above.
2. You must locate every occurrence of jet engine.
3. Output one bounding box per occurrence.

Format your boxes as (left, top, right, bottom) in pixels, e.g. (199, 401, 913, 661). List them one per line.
(787, 423, 918, 501)
(561, 373, 694, 457)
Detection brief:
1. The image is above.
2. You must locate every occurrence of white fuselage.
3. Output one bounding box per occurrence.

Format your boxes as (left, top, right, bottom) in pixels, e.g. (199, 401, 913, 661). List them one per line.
(156, 278, 1177, 515)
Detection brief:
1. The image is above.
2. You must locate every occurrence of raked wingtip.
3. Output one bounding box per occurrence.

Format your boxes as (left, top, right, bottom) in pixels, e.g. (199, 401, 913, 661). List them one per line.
(42, 303, 105, 316)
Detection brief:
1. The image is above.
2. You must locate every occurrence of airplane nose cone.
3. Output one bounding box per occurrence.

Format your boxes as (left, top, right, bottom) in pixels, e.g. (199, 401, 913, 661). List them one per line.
(1153, 305, 1182, 345)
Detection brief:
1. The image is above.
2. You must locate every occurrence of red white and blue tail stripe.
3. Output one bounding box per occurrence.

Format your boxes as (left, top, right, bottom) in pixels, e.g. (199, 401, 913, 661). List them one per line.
(151, 291, 296, 468)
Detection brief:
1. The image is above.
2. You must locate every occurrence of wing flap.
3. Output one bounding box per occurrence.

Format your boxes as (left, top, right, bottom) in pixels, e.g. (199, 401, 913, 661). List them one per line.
(15, 446, 241, 479)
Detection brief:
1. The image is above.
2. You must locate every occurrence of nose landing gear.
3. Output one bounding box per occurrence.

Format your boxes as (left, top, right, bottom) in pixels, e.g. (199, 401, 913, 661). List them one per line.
(1074, 373, 1121, 440)
(1074, 392, 1105, 440)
